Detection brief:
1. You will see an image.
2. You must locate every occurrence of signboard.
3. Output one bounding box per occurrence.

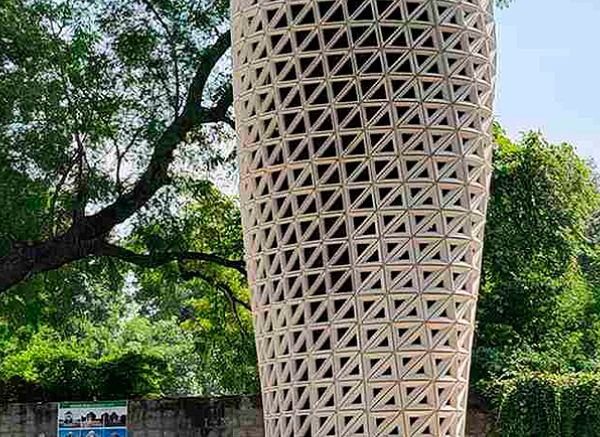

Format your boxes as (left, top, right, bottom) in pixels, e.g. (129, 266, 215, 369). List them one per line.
(58, 400, 128, 437)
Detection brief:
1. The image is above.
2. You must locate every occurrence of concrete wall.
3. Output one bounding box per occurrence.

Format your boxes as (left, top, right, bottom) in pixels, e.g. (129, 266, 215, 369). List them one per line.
(0, 395, 264, 437)
(0, 395, 490, 437)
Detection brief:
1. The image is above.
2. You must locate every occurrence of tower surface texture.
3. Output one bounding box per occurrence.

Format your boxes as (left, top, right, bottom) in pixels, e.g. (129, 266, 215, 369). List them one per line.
(231, 0, 497, 436)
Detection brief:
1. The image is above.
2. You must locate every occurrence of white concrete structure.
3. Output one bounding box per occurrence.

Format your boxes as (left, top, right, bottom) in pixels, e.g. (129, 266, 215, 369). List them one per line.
(232, 0, 496, 435)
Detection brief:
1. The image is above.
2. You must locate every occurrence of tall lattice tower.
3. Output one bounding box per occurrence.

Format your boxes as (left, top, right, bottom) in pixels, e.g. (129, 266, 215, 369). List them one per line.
(232, 0, 496, 435)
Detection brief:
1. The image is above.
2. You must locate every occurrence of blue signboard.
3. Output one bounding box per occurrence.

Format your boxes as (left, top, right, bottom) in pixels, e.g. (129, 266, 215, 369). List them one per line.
(58, 401, 128, 437)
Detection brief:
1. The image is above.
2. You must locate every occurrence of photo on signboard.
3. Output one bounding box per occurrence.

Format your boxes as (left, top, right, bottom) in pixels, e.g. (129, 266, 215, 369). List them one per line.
(59, 410, 82, 428)
(102, 411, 126, 426)
(84, 411, 103, 427)
(103, 429, 127, 437)
(59, 430, 81, 437)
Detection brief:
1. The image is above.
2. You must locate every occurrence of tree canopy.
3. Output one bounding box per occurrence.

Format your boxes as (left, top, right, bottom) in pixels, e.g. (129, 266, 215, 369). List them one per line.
(475, 126, 600, 384)
(0, 0, 237, 291)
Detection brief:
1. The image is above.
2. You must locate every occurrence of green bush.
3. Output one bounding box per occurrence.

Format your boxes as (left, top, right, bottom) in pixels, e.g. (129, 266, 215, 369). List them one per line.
(0, 327, 169, 402)
(0, 376, 44, 403)
(481, 372, 600, 437)
(0, 351, 168, 402)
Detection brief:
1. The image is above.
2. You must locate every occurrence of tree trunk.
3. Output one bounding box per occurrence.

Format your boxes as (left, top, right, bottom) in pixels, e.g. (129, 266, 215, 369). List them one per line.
(0, 235, 104, 290)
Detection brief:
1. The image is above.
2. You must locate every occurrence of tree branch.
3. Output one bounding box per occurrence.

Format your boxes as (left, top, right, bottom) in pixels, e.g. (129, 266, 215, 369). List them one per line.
(140, 0, 182, 113)
(72, 131, 88, 224)
(209, 83, 234, 127)
(78, 30, 232, 241)
(115, 125, 144, 196)
(47, 151, 79, 237)
(181, 270, 252, 312)
(100, 242, 246, 276)
(0, 235, 106, 291)
(197, 273, 250, 336)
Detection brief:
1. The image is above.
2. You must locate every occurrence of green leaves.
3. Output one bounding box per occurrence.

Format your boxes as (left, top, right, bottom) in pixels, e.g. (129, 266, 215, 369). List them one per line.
(484, 372, 600, 437)
(114, 28, 160, 66)
(124, 182, 256, 394)
(0, 317, 205, 401)
(0, 0, 246, 400)
(485, 129, 599, 281)
(477, 129, 600, 355)
(475, 128, 600, 435)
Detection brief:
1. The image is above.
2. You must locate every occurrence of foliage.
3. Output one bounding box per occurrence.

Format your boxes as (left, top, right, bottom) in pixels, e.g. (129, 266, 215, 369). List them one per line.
(0, 0, 253, 397)
(481, 372, 600, 437)
(182, 291, 257, 394)
(475, 126, 600, 378)
(0, 317, 211, 401)
(473, 127, 600, 435)
(0, 328, 165, 402)
(0, 0, 236, 286)
(485, 128, 598, 283)
(0, 259, 129, 337)
(127, 184, 258, 394)
(129, 181, 244, 321)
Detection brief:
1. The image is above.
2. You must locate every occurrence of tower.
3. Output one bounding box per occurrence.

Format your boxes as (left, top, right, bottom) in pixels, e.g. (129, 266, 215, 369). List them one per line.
(232, 1, 496, 435)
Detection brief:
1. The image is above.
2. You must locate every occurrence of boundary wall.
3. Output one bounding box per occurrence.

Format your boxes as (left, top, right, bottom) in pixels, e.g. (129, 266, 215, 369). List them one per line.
(0, 395, 489, 436)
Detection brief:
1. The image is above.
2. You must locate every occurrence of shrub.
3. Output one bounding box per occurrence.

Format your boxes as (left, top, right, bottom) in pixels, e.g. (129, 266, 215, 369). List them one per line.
(0, 329, 169, 402)
(481, 372, 600, 437)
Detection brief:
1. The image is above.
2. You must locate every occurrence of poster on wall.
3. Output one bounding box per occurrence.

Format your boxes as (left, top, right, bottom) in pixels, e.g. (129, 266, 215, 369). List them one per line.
(57, 400, 128, 437)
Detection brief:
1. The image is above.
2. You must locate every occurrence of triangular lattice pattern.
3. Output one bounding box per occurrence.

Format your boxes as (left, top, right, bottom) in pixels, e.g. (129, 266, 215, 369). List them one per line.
(232, 0, 496, 436)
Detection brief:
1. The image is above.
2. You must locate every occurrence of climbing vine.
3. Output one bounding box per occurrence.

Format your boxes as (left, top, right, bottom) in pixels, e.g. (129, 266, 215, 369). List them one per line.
(482, 372, 600, 437)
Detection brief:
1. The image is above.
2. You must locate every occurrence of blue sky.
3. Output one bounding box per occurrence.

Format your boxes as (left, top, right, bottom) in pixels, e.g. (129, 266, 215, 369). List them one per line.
(496, 0, 600, 165)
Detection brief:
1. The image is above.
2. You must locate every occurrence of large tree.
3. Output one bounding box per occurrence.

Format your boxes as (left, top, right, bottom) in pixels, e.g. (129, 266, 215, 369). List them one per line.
(0, 0, 256, 395)
(473, 126, 600, 380)
(0, 0, 241, 293)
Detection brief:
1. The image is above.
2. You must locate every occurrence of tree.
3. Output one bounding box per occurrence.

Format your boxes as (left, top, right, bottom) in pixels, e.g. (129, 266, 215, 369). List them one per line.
(0, 318, 201, 401)
(0, 0, 256, 394)
(473, 127, 600, 437)
(474, 126, 600, 379)
(0, 0, 240, 293)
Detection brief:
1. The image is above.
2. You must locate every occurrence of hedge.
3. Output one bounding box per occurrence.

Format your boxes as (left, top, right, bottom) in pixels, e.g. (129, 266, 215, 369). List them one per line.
(482, 372, 600, 437)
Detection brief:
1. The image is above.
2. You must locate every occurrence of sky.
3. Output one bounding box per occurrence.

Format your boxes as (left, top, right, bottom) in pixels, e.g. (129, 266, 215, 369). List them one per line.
(495, 0, 600, 165)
